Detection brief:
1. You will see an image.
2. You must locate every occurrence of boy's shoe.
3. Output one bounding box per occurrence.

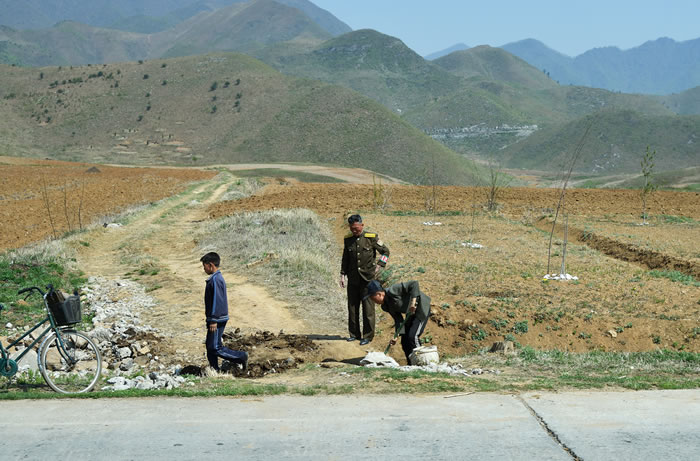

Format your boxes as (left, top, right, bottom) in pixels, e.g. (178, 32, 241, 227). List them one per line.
(347, 336, 357, 342)
(359, 338, 371, 346)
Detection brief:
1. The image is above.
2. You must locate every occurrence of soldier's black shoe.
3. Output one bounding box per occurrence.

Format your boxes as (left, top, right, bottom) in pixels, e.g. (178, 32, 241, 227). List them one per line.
(359, 338, 371, 346)
(347, 336, 357, 342)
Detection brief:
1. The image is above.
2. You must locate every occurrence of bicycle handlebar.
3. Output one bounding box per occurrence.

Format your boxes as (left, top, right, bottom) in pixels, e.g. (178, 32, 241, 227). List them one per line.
(17, 286, 48, 297)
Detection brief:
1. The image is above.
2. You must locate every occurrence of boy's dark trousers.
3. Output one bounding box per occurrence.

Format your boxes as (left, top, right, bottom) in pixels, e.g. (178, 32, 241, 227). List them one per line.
(206, 321, 247, 370)
(400, 308, 431, 362)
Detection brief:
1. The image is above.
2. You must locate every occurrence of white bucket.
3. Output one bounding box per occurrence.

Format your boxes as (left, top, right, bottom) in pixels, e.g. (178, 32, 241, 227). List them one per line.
(409, 345, 439, 365)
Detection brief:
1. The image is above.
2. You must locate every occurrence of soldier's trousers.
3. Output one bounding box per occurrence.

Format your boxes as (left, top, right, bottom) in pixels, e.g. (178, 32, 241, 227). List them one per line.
(347, 280, 375, 341)
(401, 308, 431, 363)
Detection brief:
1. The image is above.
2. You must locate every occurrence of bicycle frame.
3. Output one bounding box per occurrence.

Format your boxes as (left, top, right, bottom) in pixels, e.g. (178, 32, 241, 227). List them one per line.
(0, 316, 53, 367)
(1, 288, 78, 377)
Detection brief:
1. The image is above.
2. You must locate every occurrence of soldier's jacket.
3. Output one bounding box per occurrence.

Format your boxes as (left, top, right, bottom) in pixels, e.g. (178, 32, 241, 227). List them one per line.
(380, 281, 431, 335)
(341, 231, 390, 282)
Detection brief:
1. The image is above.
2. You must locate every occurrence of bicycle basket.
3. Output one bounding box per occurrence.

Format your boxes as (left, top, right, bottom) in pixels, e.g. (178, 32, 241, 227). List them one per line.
(48, 294, 82, 326)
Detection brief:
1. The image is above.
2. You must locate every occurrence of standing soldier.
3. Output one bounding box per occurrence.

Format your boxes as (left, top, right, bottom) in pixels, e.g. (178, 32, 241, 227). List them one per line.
(340, 214, 390, 345)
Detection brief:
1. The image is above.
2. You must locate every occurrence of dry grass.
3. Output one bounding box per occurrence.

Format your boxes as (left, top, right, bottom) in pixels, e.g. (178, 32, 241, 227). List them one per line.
(197, 208, 345, 331)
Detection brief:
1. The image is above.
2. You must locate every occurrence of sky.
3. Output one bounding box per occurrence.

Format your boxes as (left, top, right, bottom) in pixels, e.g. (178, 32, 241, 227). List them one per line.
(312, 0, 700, 57)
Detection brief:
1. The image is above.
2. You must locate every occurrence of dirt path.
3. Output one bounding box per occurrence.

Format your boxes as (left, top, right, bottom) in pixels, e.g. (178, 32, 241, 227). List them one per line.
(215, 163, 404, 184)
(74, 176, 367, 368)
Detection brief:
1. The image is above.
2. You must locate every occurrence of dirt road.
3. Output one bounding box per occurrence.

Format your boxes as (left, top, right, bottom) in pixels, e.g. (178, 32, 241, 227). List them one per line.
(74, 176, 366, 369)
(215, 163, 404, 184)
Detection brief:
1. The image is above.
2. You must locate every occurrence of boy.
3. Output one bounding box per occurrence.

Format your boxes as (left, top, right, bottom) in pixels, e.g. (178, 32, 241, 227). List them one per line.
(201, 252, 248, 371)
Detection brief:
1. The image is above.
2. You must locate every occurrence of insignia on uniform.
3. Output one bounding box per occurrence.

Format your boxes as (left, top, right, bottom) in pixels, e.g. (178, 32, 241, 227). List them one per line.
(377, 240, 384, 246)
(364, 233, 376, 238)
(380, 255, 388, 263)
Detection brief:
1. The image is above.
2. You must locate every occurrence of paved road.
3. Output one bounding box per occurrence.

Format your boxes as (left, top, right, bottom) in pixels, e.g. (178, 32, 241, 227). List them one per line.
(1, 390, 698, 460)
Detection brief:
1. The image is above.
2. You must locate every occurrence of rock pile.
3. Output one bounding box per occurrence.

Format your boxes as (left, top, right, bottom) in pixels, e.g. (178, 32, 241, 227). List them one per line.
(83, 276, 188, 390)
(102, 372, 189, 391)
(359, 352, 501, 377)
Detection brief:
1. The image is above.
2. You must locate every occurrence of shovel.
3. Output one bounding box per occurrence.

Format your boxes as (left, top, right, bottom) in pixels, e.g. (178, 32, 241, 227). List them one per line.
(384, 313, 412, 354)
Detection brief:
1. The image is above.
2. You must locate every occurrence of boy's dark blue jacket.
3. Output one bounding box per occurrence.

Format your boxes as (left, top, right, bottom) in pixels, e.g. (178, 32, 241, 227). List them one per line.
(204, 270, 229, 323)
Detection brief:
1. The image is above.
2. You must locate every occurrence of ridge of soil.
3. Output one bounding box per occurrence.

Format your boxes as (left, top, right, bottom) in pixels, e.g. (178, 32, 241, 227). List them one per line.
(535, 217, 700, 279)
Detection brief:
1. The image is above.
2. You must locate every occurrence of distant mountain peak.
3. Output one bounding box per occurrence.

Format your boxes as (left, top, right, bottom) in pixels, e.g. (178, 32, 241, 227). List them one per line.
(424, 42, 470, 60)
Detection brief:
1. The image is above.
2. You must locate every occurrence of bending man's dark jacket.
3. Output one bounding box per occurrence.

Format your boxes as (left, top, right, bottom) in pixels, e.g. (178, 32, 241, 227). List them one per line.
(204, 270, 229, 323)
(380, 280, 430, 335)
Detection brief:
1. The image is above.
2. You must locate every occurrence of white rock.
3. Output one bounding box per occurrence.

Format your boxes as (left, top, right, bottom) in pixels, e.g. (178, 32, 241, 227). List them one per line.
(360, 352, 399, 368)
(116, 347, 132, 359)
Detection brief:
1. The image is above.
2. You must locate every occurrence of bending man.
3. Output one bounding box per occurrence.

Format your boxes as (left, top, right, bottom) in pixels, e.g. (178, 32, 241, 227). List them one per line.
(366, 279, 431, 363)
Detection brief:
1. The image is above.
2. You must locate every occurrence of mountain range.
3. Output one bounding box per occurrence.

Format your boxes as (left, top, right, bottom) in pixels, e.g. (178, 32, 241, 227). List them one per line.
(0, 0, 351, 36)
(0, 0, 698, 183)
(501, 37, 700, 95)
(0, 53, 475, 185)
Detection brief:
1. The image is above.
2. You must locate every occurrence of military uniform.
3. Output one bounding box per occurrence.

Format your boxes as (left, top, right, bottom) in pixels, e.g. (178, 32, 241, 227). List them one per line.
(341, 231, 390, 341)
(380, 280, 431, 362)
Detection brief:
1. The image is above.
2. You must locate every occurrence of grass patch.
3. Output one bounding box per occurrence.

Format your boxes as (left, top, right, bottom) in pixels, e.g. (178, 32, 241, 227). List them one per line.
(648, 270, 699, 286)
(0, 242, 86, 333)
(218, 177, 264, 201)
(0, 382, 289, 399)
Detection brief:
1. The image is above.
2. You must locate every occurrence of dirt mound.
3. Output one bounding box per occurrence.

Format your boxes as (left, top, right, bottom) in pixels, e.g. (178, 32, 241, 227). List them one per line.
(536, 217, 700, 278)
(223, 329, 317, 353)
(180, 330, 319, 378)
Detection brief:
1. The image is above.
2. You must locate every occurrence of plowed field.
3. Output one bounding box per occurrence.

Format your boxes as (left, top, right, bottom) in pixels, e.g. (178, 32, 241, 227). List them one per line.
(210, 183, 700, 355)
(0, 157, 215, 250)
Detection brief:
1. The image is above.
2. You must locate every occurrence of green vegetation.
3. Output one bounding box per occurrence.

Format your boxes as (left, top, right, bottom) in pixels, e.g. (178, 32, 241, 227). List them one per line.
(502, 110, 700, 173)
(0, 53, 478, 185)
(2, 344, 699, 398)
(648, 270, 700, 286)
(0, 245, 86, 333)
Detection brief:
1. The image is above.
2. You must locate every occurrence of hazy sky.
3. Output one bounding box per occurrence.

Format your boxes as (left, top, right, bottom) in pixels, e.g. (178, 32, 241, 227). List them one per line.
(312, 0, 700, 57)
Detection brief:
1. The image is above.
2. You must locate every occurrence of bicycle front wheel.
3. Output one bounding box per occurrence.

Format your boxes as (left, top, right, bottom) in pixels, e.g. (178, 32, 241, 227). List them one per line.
(39, 330, 102, 394)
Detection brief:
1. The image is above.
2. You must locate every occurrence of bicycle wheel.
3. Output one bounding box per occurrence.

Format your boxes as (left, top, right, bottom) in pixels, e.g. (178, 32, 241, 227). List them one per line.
(39, 330, 102, 394)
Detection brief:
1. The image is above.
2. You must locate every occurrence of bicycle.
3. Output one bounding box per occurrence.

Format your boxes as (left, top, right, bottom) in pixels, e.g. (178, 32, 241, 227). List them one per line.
(0, 284, 102, 394)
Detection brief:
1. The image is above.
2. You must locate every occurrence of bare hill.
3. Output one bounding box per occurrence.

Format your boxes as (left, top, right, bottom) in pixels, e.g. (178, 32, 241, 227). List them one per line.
(154, 0, 331, 58)
(0, 0, 336, 66)
(0, 53, 477, 185)
(433, 45, 558, 90)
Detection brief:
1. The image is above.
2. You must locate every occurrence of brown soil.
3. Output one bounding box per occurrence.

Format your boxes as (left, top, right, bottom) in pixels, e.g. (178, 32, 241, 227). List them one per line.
(0, 156, 215, 250)
(209, 184, 700, 220)
(63, 174, 370, 374)
(210, 182, 700, 356)
(535, 217, 700, 278)
(4, 162, 699, 379)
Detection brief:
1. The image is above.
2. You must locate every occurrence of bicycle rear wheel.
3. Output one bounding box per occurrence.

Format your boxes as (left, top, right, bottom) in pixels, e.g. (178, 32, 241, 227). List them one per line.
(39, 330, 102, 393)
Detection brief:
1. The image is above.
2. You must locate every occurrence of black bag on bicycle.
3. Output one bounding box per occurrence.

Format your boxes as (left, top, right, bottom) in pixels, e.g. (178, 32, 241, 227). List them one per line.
(47, 290, 82, 326)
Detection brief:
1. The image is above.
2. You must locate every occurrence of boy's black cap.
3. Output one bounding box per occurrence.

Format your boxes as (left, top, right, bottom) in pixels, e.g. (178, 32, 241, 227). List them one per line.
(364, 280, 383, 299)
